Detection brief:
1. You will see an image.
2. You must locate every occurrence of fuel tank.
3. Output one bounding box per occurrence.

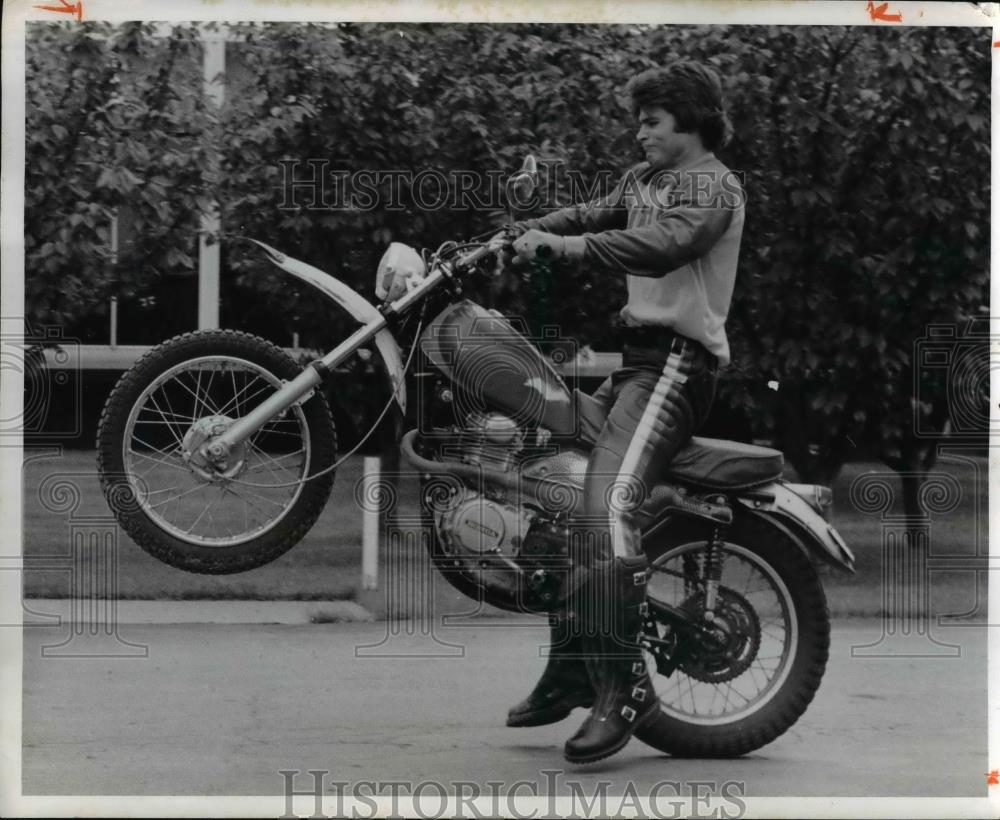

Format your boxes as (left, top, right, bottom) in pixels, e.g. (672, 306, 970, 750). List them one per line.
(420, 300, 580, 436)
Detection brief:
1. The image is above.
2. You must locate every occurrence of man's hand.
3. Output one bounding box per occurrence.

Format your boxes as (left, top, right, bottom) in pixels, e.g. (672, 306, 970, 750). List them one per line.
(487, 229, 516, 272)
(512, 229, 586, 265)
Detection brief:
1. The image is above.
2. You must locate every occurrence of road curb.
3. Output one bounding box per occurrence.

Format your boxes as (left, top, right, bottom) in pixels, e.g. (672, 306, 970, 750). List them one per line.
(20, 595, 981, 625)
(22, 598, 377, 625)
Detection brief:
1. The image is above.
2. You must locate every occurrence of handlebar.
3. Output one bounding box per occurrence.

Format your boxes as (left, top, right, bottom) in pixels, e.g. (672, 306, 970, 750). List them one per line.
(454, 243, 497, 269)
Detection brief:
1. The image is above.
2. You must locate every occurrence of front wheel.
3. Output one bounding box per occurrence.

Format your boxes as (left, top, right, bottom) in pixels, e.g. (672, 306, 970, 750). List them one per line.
(635, 513, 830, 757)
(97, 330, 337, 574)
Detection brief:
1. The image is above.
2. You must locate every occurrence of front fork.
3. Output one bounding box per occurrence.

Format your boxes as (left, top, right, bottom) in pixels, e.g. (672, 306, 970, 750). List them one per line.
(199, 316, 387, 465)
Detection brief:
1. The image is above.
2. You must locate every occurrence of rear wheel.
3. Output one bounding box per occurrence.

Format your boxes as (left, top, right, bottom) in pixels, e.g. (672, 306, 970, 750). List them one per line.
(97, 330, 337, 574)
(636, 513, 830, 757)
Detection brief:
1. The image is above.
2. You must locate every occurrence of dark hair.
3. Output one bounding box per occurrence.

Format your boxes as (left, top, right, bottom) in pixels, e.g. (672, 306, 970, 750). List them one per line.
(626, 61, 732, 151)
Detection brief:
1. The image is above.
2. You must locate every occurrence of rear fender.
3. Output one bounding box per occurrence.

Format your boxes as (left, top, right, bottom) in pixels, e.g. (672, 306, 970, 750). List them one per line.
(736, 482, 855, 573)
(248, 239, 406, 414)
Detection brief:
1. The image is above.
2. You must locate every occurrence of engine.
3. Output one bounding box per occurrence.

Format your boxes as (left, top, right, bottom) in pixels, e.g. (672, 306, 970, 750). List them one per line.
(432, 487, 571, 611)
(425, 408, 596, 609)
(457, 410, 525, 472)
(436, 490, 534, 562)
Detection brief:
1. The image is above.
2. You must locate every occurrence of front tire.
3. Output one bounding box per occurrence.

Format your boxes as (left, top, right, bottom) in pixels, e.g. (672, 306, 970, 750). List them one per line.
(636, 513, 830, 757)
(97, 330, 337, 574)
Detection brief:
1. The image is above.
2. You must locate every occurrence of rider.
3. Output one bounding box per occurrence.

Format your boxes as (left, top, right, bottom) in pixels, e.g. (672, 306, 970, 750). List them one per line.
(504, 60, 746, 763)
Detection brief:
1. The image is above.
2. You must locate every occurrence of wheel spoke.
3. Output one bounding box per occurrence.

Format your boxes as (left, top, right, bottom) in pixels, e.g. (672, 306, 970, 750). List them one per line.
(202, 365, 219, 414)
(246, 442, 291, 484)
(686, 676, 698, 715)
(232, 484, 290, 508)
(245, 442, 304, 481)
(142, 392, 186, 449)
(129, 433, 181, 458)
(185, 492, 219, 534)
(148, 482, 208, 510)
(224, 483, 278, 523)
(216, 375, 271, 418)
(177, 368, 221, 418)
(128, 448, 191, 476)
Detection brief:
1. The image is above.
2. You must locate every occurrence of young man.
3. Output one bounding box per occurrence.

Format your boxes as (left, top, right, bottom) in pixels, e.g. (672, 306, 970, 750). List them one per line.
(505, 61, 745, 763)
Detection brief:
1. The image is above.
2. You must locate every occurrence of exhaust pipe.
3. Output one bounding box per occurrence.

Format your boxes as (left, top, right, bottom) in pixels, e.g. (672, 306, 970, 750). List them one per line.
(399, 430, 730, 526)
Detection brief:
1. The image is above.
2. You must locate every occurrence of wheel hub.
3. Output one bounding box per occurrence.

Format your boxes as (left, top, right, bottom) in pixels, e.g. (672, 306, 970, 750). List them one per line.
(181, 415, 247, 481)
(678, 587, 761, 684)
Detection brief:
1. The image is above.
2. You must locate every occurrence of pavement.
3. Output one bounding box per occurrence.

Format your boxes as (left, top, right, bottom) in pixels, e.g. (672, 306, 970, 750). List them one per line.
(20, 616, 989, 799)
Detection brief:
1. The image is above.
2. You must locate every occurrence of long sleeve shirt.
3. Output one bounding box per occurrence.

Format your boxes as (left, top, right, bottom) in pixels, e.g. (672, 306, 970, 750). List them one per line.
(518, 153, 744, 366)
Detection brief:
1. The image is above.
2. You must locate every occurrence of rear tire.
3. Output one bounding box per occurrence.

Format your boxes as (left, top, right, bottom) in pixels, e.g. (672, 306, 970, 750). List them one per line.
(97, 330, 337, 574)
(636, 513, 830, 757)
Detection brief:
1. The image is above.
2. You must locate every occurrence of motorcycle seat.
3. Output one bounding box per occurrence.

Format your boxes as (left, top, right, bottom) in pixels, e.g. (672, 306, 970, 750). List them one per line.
(572, 389, 783, 490)
(663, 436, 784, 489)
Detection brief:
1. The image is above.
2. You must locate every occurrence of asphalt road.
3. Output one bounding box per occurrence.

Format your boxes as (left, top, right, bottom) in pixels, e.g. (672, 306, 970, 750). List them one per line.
(21, 617, 988, 799)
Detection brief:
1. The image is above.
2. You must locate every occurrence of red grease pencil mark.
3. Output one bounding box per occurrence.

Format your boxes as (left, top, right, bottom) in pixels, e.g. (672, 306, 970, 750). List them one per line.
(988, 770, 999, 786)
(866, 1, 903, 23)
(33, 0, 83, 21)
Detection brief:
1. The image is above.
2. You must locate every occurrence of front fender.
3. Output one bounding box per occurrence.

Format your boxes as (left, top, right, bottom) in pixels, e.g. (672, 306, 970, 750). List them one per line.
(737, 481, 856, 573)
(248, 239, 406, 414)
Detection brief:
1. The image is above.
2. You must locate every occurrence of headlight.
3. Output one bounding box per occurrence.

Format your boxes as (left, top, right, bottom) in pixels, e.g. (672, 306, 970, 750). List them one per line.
(786, 483, 834, 522)
(376, 242, 426, 301)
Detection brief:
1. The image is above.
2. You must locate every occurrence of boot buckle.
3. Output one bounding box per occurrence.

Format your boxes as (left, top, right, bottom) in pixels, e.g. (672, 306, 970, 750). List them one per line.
(621, 705, 637, 722)
(632, 661, 645, 676)
(638, 601, 649, 616)
(631, 686, 647, 702)
(633, 571, 646, 586)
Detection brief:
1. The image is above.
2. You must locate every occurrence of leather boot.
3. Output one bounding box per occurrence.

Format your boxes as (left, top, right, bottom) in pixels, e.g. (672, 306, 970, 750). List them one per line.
(563, 554, 658, 764)
(506, 611, 595, 727)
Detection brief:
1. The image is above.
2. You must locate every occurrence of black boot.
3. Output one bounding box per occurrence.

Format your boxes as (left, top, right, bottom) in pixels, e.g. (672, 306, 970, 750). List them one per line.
(563, 554, 658, 764)
(507, 611, 595, 727)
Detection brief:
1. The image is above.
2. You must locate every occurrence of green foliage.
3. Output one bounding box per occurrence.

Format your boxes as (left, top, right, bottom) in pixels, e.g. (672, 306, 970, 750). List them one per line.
(26, 21, 213, 327)
(26, 23, 989, 478)
(703, 27, 989, 480)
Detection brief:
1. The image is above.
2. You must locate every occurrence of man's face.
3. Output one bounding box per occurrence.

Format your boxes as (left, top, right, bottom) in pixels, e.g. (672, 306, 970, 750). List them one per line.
(636, 105, 691, 170)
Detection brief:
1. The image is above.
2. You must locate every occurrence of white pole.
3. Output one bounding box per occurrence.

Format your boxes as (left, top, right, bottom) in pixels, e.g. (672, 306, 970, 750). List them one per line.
(198, 32, 225, 330)
(361, 456, 381, 590)
(109, 297, 118, 350)
(109, 210, 119, 349)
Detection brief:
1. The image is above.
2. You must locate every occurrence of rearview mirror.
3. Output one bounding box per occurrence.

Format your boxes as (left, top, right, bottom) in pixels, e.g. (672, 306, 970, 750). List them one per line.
(506, 154, 538, 209)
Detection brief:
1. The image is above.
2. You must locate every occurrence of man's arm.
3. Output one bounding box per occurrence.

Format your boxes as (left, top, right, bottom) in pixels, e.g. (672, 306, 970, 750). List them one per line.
(516, 195, 627, 236)
(513, 164, 647, 236)
(582, 196, 734, 277)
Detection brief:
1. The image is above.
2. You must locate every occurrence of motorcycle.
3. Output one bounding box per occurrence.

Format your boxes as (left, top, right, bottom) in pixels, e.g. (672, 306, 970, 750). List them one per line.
(97, 156, 855, 759)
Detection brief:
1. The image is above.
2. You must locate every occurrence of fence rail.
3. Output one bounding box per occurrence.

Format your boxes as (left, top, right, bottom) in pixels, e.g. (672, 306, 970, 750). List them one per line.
(41, 344, 624, 378)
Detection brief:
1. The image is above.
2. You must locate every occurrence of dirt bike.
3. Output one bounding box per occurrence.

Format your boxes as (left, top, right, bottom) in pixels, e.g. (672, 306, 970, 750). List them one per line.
(97, 156, 855, 759)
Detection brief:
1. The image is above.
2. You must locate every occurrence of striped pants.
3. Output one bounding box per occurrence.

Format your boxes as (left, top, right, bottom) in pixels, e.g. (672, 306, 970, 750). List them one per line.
(580, 335, 718, 560)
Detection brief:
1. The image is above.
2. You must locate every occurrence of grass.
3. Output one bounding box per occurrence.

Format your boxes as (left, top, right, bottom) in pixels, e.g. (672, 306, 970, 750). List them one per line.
(22, 448, 988, 619)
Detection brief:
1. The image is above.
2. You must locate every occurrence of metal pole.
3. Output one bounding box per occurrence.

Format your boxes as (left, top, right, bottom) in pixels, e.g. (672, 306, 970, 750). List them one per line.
(198, 31, 225, 330)
(361, 456, 381, 590)
(110, 211, 119, 349)
(109, 297, 118, 350)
